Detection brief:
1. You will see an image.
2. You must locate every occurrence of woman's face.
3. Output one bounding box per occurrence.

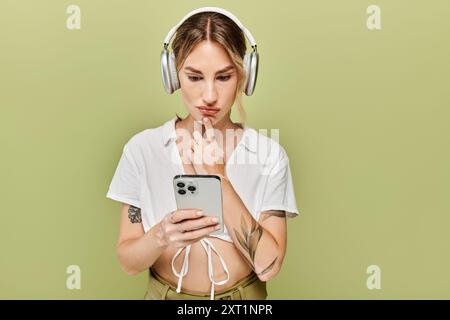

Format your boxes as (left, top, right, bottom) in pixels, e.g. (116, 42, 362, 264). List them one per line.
(178, 40, 238, 126)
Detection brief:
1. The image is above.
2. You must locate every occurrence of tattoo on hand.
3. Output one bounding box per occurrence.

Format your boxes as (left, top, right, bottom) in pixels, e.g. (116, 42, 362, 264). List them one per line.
(233, 215, 278, 276)
(128, 205, 142, 223)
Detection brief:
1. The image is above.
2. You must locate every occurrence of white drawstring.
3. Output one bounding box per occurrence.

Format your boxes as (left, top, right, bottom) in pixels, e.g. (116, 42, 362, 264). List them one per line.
(171, 238, 230, 300)
(200, 238, 230, 300)
(171, 244, 191, 293)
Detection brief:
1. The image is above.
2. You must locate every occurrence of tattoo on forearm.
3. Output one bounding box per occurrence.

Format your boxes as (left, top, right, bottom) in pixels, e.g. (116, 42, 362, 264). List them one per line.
(128, 205, 142, 223)
(233, 215, 278, 276)
(258, 256, 278, 276)
(260, 210, 286, 223)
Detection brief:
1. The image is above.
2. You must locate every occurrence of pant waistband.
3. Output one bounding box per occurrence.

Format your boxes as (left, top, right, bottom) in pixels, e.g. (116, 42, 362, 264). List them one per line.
(149, 267, 258, 298)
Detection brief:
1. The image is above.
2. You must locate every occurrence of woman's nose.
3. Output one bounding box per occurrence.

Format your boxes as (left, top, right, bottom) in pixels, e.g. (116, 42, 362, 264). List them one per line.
(202, 81, 218, 104)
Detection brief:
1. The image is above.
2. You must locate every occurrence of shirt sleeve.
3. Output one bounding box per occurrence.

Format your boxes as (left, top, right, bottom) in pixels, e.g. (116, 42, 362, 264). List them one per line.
(258, 149, 300, 219)
(106, 143, 141, 208)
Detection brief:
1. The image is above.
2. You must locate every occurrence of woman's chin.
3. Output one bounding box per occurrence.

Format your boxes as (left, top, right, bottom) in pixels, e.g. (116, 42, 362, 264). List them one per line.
(198, 115, 218, 124)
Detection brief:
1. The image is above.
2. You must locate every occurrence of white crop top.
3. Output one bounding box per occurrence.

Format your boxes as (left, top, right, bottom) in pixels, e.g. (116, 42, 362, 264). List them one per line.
(106, 117, 300, 299)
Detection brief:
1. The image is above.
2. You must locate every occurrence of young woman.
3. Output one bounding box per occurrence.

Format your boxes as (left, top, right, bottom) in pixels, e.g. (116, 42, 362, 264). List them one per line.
(106, 7, 299, 300)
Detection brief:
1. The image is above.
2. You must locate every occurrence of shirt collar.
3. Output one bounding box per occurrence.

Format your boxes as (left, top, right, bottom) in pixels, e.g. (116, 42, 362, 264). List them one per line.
(161, 117, 257, 153)
(161, 117, 178, 146)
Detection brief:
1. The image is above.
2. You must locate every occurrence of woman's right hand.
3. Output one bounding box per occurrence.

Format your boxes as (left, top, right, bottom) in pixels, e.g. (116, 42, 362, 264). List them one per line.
(156, 209, 220, 248)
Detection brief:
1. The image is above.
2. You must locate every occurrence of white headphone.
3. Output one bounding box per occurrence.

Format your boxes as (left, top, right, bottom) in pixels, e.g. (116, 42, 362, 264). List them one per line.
(160, 6, 259, 96)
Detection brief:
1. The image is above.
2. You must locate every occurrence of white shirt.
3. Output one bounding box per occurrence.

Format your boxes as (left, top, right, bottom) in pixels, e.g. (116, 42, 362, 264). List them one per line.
(106, 117, 300, 299)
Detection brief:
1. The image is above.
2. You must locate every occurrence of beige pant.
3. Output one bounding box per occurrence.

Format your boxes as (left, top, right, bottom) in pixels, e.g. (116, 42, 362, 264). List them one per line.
(144, 268, 267, 300)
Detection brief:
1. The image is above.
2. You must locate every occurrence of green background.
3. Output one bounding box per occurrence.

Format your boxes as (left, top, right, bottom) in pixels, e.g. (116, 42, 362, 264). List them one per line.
(1, 0, 449, 299)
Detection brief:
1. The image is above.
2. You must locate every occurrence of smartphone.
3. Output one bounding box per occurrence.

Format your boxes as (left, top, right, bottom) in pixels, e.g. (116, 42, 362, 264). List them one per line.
(173, 174, 224, 236)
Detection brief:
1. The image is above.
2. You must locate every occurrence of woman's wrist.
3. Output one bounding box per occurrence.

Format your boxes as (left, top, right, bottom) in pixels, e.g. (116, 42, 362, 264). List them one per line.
(148, 222, 169, 250)
(214, 173, 230, 184)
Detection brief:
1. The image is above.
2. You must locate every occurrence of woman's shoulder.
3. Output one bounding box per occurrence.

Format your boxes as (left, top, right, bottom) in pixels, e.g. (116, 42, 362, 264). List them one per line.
(247, 126, 289, 165)
(123, 118, 174, 154)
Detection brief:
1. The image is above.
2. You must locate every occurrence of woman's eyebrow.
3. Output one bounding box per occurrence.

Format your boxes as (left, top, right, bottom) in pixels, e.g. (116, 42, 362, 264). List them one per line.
(184, 65, 234, 74)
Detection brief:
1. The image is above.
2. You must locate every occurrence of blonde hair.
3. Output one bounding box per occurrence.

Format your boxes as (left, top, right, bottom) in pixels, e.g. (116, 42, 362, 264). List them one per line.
(171, 11, 248, 125)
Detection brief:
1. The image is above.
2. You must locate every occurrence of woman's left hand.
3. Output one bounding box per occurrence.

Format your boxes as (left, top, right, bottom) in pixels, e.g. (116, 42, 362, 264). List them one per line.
(188, 117, 226, 177)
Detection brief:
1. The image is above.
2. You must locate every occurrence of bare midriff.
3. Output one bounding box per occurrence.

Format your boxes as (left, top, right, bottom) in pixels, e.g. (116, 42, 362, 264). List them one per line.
(151, 238, 254, 294)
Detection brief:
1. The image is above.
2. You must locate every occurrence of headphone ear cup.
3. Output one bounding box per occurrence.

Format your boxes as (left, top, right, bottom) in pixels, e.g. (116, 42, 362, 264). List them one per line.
(168, 52, 180, 92)
(243, 51, 258, 96)
(160, 48, 172, 94)
(243, 53, 250, 94)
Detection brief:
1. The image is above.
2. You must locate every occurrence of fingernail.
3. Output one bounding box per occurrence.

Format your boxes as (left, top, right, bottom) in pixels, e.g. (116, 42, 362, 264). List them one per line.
(212, 217, 219, 223)
(196, 211, 204, 216)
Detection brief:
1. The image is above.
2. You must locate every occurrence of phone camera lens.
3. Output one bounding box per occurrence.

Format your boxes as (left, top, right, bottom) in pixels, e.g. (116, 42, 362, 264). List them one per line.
(177, 182, 185, 188)
(178, 189, 186, 195)
(187, 186, 196, 191)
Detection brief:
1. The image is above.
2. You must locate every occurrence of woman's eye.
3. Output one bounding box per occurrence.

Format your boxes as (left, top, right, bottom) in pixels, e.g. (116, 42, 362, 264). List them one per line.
(188, 76, 202, 82)
(217, 75, 231, 81)
(187, 75, 231, 82)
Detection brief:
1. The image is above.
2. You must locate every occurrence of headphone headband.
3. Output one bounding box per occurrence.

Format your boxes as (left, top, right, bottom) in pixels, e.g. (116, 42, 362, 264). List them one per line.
(160, 6, 259, 96)
(163, 6, 257, 49)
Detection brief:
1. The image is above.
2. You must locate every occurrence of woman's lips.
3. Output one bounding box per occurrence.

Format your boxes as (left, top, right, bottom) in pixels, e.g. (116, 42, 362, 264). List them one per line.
(197, 107, 220, 115)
